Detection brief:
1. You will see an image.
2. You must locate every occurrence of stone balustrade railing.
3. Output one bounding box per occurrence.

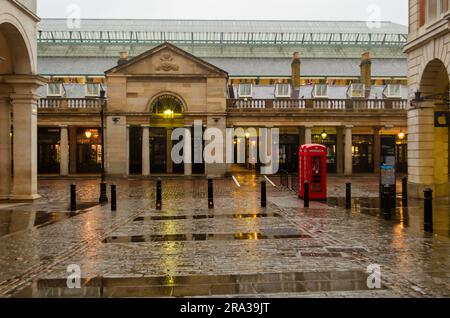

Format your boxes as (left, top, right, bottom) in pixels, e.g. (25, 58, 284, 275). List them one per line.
(38, 98, 102, 110)
(226, 98, 408, 110)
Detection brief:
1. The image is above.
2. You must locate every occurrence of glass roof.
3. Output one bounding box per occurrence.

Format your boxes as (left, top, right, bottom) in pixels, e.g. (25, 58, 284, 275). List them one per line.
(37, 19, 407, 46)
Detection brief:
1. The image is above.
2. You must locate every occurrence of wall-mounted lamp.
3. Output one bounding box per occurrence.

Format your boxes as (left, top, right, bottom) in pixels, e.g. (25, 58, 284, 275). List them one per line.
(398, 130, 405, 140)
(85, 130, 92, 139)
(321, 130, 328, 139)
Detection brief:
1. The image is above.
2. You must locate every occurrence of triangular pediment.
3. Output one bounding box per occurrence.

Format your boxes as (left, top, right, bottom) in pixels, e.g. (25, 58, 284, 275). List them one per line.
(105, 42, 228, 77)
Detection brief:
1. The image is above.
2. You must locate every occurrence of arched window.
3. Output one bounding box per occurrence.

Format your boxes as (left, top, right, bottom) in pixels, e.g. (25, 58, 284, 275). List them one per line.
(151, 95, 183, 118)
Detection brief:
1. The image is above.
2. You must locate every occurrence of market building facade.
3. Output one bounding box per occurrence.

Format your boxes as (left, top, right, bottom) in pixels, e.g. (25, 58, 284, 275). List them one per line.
(35, 19, 409, 178)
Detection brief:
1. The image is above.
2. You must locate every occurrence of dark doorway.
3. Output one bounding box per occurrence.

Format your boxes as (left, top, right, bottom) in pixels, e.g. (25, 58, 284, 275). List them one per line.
(150, 128, 167, 174)
(396, 139, 407, 174)
(280, 134, 299, 173)
(76, 128, 102, 174)
(38, 127, 61, 174)
(129, 126, 142, 175)
(352, 135, 374, 173)
(192, 127, 205, 175)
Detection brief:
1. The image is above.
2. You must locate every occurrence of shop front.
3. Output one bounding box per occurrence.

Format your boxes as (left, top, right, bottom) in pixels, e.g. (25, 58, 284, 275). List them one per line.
(37, 127, 61, 174)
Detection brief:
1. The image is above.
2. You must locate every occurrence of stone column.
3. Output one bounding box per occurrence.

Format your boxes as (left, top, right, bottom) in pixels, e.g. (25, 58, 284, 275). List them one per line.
(166, 128, 173, 174)
(336, 126, 344, 174)
(11, 93, 40, 200)
(59, 125, 69, 176)
(373, 126, 382, 174)
(184, 126, 192, 176)
(304, 125, 313, 144)
(0, 96, 11, 199)
(299, 127, 305, 146)
(344, 125, 353, 176)
(126, 125, 130, 176)
(142, 125, 150, 176)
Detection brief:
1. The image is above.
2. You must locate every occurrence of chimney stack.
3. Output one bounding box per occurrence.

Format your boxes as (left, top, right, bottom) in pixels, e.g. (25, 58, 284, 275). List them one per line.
(291, 52, 301, 90)
(117, 51, 129, 65)
(360, 52, 372, 95)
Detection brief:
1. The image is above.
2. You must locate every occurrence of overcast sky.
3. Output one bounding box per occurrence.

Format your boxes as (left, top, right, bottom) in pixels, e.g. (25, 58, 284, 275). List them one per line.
(37, 0, 408, 26)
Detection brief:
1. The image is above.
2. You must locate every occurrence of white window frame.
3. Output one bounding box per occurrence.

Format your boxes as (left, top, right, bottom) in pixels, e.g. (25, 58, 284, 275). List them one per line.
(85, 83, 101, 97)
(275, 83, 290, 98)
(349, 83, 365, 98)
(238, 83, 253, 98)
(47, 83, 63, 97)
(386, 84, 402, 98)
(314, 84, 329, 98)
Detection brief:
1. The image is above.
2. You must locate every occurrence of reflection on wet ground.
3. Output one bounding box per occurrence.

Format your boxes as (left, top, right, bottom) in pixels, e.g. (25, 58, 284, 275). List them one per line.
(14, 270, 382, 298)
(0, 203, 97, 238)
(103, 232, 311, 243)
(327, 197, 450, 238)
(134, 213, 282, 222)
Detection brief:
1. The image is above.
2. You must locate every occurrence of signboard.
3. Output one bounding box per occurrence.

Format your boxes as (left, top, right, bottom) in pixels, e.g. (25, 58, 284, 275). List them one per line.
(435, 111, 449, 128)
(380, 136, 397, 208)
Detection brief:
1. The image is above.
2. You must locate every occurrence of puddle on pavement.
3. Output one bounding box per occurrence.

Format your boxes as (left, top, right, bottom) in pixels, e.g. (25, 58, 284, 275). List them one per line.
(13, 270, 385, 297)
(0, 203, 97, 238)
(103, 232, 311, 243)
(328, 197, 450, 237)
(134, 213, 282, 222)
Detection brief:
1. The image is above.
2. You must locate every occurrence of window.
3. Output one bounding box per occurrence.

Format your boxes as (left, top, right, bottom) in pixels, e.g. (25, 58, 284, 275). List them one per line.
(426, 0, 449, 23)
(238, 84, 253, 98)
(47, 83, 63, 97)
(314, 84, 328, 98)
(275, 84, 290, 98)
(386, 84, 402, 98)
(350, 83, 365, 98)
(86, 83, 101, 97)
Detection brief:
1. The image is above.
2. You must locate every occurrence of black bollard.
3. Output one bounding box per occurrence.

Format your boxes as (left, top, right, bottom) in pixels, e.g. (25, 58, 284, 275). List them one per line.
(156, 178, 162, 210)
(70, 184, 77, 212)
(208, 178, 214, 209)
(261, 181, 267, 208)
(304, 180, 310, 208)
(111, 185, 117, 211)
(424, 188, 433, 233)
(383, 185, 392, 220)
(99, 182, 108, 204)
(402, 176, 408, 207)
(345, 182, 351, 209)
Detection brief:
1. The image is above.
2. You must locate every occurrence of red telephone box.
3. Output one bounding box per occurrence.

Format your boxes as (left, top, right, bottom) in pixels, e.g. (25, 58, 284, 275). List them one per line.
(299, 144, 327, 200)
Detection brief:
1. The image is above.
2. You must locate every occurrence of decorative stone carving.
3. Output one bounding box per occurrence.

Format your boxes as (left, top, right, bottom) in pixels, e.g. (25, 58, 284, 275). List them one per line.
(156, 53, 179, 72)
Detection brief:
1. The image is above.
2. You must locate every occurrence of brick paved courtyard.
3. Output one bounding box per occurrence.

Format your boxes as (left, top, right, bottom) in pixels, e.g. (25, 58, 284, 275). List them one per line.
(0, 174, 449, 298)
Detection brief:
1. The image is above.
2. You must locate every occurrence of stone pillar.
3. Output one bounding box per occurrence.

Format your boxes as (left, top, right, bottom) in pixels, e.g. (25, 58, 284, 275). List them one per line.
(184, 126, 192, 176)
(166, 128, 173, 174)
(336, 126, 344, 174)
(373, 126, 382, 174)
(126, 125, 130, 176)
(11, 93, 40, 200)
(69, 127, 77, 174)
(60, 125, 69, 176)
(344, 125, 353, 176)
(205, 116, 227, 177)
(408, 104, 448, 198)
(0, 96, 11, 199)
(299, 127, 305, 146)
(304, 125, 313, 144)
(142, 125, 150, 176)
(106, 116, 127, 176)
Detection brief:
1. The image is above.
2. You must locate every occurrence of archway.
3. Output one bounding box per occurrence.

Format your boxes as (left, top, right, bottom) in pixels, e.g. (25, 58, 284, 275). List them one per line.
(409, 58, 450, 197)
(0, 18, 43, 200)
(146, 93, 188, 174)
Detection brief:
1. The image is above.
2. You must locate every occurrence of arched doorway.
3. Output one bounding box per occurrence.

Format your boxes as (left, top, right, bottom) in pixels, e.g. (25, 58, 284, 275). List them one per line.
(409, 58, 450, 197)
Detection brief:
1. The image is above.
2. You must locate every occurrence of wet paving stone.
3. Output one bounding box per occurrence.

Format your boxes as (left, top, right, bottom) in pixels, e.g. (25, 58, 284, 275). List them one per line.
(133, 213, 282, 222)
(103, 232, 312, 243)
(12, 270, 384, 298)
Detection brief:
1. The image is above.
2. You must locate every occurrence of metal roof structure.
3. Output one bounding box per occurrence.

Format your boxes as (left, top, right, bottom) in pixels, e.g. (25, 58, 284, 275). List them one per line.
(37, 19, 407, 46)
